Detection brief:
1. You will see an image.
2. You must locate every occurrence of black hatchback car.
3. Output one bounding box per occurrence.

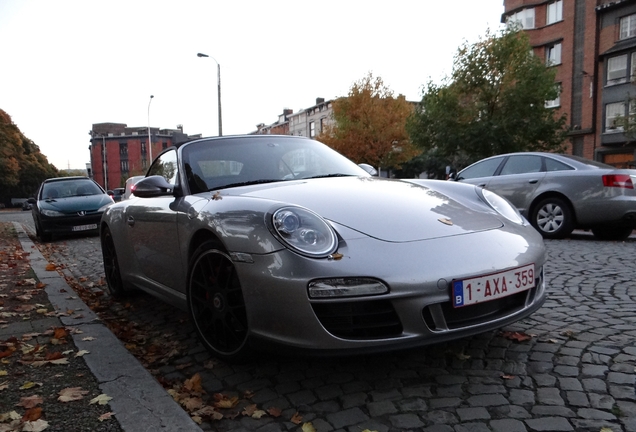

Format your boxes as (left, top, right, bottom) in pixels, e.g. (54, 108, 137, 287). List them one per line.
(29, 177, 113, 241)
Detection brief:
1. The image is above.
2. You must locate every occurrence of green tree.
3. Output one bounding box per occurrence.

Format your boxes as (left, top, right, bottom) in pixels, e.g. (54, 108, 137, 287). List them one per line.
(320, 73, 418, 172)
(0, 109, 58, 204)
(407, 27, 568, 170)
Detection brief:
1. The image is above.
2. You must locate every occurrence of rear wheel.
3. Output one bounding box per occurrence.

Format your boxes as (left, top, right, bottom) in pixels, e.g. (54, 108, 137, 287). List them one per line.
(530, 197, 574, 239)
(101, 227, 127, 298)
(591, 226, 634, 241)
(187, 240, 251, 363)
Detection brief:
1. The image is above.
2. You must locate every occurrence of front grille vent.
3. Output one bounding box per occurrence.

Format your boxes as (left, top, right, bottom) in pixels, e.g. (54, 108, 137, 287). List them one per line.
(312, 300, 402, 339)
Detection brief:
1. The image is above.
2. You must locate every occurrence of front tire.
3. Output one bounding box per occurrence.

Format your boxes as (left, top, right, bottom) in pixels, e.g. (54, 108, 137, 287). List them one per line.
(101, 227, 128, 298)
(591, 226, 633, 241)
(187, 240, 251, 363)
(531, 197, 574, 239)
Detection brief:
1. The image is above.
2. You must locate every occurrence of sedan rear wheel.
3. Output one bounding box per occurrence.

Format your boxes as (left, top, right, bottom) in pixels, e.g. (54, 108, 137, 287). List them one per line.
(591, 226, 634, 241)
(101, 227, 127, 298)
(531, 197, 574, 239)
(187, 241, 251, 363)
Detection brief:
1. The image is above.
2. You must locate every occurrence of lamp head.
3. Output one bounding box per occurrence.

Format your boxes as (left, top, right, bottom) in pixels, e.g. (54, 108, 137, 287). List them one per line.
(197, 53, 209, 58)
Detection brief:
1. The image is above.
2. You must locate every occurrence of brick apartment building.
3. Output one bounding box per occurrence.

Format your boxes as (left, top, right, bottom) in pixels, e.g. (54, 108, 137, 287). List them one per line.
(503, 0, 636, 168)
(253, 98, 334, 138)
(88, 123, 200, 191)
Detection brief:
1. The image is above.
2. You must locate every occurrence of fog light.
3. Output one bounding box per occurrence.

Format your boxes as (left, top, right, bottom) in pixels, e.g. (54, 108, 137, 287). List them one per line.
(308, 278, 388, 298)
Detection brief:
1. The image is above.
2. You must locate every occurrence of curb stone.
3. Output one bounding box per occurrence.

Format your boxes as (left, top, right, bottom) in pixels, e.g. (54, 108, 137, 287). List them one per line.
(12, 222, 201, 432)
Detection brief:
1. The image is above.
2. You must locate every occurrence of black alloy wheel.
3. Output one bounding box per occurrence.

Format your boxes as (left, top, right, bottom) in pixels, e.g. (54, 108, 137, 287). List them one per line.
(531, 197, 574, 239)
(101, 227, 127, 298)
(187, 240, 251, 362)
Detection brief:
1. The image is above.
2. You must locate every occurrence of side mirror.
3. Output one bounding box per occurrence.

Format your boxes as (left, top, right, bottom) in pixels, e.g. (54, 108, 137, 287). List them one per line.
(358, 163, 378, 176)
(133, 175, 175, 198)
(448, 172, 457, 181)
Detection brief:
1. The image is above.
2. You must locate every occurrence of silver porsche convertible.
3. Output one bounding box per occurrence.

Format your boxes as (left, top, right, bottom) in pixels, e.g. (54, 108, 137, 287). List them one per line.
(100, 135, 547, 362)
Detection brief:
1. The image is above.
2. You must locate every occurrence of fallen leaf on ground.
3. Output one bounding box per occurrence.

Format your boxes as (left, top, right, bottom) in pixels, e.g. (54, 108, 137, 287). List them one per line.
(302, 423, 316, 432)
(21, 407, 42, 422)
(17, 395, 43, 408)
(45, 264, 56, 271)
(291, 412, 303, 424)
(58, 387, 88, 402)
(267, 407, 282, 417)
(89, 394, 112, 405)
(21, 419, 49, 432)
(98, 412, 114, 422)
(500, 331, 533, 342)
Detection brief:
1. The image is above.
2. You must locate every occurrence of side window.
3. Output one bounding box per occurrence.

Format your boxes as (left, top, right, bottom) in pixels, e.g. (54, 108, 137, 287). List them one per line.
(545, 158, 575, 172)
(457, 158, 503, 180)
(499, 155, 542, 175)
(148, 149, 178, 186)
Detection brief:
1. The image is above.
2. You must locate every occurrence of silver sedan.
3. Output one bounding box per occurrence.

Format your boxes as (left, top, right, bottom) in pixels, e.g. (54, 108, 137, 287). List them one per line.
(454, 152, 636, 240)
(100, 135, 546, 362)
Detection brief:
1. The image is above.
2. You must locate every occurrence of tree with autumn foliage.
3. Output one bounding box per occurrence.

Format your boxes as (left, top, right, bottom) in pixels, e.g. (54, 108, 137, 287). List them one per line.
(0, 109, 58, 205)
(319, 73, 418, 172)
(407, 27, 569, 171)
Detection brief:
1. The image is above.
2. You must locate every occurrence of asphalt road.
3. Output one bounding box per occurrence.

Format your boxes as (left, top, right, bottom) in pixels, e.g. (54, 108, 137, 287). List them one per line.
(2, 209, 635, 432)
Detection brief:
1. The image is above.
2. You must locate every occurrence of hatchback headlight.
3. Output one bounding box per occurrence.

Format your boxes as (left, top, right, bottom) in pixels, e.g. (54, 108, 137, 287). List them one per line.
(479, 189, 524, 225)
(272, 207, 337, 258)
(41, 209, 65, 217)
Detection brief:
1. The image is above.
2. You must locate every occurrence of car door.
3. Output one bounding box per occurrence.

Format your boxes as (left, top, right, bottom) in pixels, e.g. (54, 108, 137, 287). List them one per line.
(126, 149, 184, 290)
(485, 155, 547, 215)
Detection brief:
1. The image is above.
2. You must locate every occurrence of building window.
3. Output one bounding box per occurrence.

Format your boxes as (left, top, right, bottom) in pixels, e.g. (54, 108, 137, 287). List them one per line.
(607, 54, 628, 84)
(546, 42, 562, 66)
(620, 14, 636, 40)
(141, 141, 147, 154)
(546, 0, 563, 25)
(120, 160, 129, 172)
(545, 83, 561, 108)
(508, 8, 535, 29)
(605, 102, 626, 132)
(119, 142, 128, 156)
(309, 121, 316, 138)
(162, 142, 168, 150)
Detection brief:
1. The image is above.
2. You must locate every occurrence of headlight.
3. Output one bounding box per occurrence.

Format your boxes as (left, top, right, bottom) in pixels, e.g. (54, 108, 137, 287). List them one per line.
(41, 208, 65, 217)
(479, 189, 524, 225)
(271, 207, 337, 258)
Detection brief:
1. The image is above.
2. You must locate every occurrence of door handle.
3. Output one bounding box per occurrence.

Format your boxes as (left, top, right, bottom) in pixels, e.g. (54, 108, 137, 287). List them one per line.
(127, 216, 135, 227)
(478, 183, 486, 188)
(528, 179, 538, 184)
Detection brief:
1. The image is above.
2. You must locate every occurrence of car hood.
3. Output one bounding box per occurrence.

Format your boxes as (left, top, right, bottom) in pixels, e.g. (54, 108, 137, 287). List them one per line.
(39, 195, 113, 213)
(224, 177, 503, 242)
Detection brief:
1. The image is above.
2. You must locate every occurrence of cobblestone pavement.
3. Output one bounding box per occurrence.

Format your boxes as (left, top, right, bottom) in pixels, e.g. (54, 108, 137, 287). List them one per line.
(6, 211, 636, 432)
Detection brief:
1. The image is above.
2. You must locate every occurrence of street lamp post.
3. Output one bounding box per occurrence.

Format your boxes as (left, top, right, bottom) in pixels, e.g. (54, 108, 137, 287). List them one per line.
(147, 95, 154, 163)
(197, 52, 223, 136)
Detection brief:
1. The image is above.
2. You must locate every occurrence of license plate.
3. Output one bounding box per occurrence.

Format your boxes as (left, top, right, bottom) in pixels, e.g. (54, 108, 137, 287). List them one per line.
(72, 224, 97, 232)
(452, 263, 535, 308)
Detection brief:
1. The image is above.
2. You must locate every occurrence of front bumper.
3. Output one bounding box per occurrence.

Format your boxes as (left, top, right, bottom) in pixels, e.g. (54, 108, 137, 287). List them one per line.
(234, 225, 547, 354)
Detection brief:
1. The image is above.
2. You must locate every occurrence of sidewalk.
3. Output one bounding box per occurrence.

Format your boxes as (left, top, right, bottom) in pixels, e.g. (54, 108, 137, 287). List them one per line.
(0, 222, 200, 432)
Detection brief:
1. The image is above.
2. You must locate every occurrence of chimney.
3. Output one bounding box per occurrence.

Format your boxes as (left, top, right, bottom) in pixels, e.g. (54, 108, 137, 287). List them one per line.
(316, 97, 325, 105)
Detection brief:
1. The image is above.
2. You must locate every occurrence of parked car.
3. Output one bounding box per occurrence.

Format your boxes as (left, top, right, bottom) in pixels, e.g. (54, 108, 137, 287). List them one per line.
(29, 176, 113, 242)
(123, 175, 144, 200)
(108, 188, 126, 202)
(100, 135, 546, 362)
(452, 152, 636, 240)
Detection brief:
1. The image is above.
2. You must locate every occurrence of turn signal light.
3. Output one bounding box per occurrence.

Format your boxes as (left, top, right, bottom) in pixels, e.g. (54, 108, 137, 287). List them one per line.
(602, 174, 634, 189)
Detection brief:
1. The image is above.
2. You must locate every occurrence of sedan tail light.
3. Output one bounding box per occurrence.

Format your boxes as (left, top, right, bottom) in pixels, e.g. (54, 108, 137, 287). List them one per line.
(602, 174, 634, 189)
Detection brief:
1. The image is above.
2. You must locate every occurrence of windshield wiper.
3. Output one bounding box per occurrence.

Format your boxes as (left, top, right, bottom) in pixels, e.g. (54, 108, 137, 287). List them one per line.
(210, 179, 282, 191)
(301, 173, 355, 180)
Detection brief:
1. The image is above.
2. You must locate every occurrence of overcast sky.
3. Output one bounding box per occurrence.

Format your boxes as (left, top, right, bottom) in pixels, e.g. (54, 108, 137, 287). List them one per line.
(1, 1, 504, 171)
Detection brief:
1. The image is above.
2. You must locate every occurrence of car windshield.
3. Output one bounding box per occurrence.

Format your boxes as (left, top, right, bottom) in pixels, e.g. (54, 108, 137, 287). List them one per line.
(181, 136, 369, 192)
(42, 180, 103, 199)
